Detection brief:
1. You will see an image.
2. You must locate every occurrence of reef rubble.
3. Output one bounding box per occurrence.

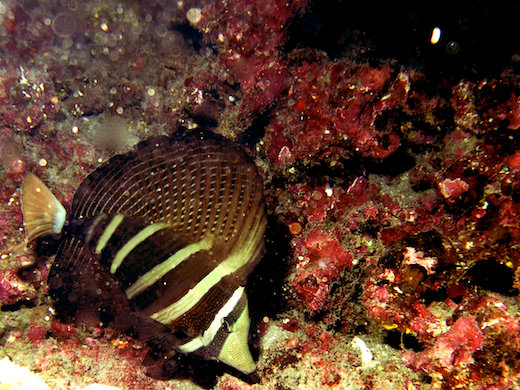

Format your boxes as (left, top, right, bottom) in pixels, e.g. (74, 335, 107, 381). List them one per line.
(1, 1, 520, 389)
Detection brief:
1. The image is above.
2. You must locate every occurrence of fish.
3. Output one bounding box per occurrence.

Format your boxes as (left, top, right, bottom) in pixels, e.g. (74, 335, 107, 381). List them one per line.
(19, 129, 267, 376)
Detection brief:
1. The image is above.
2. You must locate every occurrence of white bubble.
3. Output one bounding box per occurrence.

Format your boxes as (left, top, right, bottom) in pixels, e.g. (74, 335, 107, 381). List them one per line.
(187, 8, 201, 24)
(62, 38, 73, 50)
(157, 11, 171, 24)
(446, 41, 460, 54)
(430, 26, 441, 45)
(93, 31, 108, 45)
(131, 24, 143, 35)
(159, 0, 179, 12)
(106, 33, 117, 47)
(68, 1, 78, 11)
(161, 30, 185, 56)
(108, 50, 119, 61)
(155, 24, 168, 37)
(52, 13, 76, 38)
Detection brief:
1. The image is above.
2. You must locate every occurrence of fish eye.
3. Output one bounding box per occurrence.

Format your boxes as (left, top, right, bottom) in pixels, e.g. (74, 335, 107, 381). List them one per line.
(221, 317, 231, 332)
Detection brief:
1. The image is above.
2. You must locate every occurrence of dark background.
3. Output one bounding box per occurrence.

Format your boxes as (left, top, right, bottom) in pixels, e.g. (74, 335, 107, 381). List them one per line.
(285, 0, 520, 82)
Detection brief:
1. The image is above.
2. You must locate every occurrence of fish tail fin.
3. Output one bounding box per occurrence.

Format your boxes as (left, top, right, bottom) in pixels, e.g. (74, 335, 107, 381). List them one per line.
(20, 172, 67, 247)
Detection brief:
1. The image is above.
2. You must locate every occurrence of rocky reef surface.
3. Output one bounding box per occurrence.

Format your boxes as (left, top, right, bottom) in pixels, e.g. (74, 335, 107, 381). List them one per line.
(1, 1, 520, 389)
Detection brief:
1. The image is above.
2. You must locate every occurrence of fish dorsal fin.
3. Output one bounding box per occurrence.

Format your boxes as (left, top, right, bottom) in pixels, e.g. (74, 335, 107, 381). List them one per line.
(20, 172, 67, 245)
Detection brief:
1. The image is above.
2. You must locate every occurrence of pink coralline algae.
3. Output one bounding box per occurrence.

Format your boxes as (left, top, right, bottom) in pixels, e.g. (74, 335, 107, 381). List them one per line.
(2, 1, 520, 389)
(269, 57, 520, 386)
(438, 178, 470, 201)
(503, 92, 520, 130)
(198, 0, 309, 55)
(192, 0, 309, 125)
(405, 316, 484, 369)
(292, 227, 353, 312)
(0, 270, 32, 306)
(27, 323, 48, 347)
(266, 61, 412, 167)
(402, 247, 437, 275)
(0, 67, 61, 131)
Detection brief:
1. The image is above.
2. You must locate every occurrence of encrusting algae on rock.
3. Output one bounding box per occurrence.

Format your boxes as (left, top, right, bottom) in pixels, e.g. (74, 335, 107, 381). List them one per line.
(1, 0, 520, 389)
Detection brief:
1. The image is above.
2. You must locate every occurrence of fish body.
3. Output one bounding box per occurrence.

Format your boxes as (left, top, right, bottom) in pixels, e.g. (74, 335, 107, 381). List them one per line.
(20, 130, 267, 375)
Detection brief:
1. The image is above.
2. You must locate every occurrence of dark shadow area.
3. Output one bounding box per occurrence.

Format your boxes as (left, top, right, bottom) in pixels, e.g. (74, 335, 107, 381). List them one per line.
(247, 214, 293, 358)
(0, 297, 39, 312)
(468, 258, 518, 296)
(173, 21, 205, 53)
(285, 0, 520, 82)
(239, 110, 270, 149)
(362, 146, 417, 177)
(144, 354, 260, 389)
(384, 330, 425, 352)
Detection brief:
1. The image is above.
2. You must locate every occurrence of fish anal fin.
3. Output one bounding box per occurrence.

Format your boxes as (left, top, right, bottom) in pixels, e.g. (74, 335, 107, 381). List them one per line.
(49, 236, 187, 372)
(21, 172, 66, 245)
(49, 236, 132, 327)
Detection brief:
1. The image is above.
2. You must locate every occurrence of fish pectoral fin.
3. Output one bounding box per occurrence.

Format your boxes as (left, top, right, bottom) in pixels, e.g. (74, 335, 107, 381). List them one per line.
(142, 347, 166, 366)
(141, 342, 178, 367)
(20, 172, 67, 244)
(123, 312, 181, 357)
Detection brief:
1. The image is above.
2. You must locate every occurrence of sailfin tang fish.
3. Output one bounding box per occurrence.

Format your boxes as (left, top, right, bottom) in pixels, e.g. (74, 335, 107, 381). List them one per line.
(20, 130, 267, 376)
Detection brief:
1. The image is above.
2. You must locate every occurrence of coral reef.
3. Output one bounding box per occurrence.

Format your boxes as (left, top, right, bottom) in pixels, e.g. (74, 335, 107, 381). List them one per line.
(1, 0, 520, 389)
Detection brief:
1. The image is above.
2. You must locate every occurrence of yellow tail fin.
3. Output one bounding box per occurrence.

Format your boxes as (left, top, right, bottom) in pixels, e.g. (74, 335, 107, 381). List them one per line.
(19, 172, 67, 247)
